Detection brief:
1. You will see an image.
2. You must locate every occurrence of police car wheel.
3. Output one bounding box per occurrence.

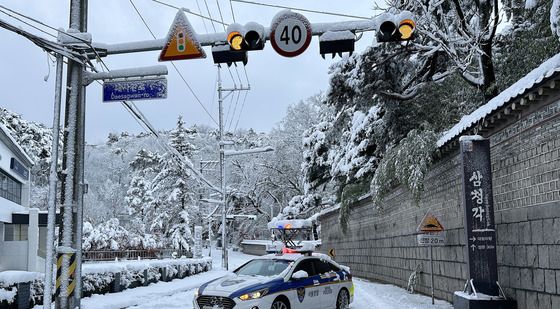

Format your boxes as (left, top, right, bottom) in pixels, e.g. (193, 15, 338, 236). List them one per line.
(271, 298, 289, 309)
(336, 289, 350, 309)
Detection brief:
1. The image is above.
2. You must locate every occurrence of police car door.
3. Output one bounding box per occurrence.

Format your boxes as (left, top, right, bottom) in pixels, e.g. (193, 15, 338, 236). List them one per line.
(313, 259, 341, 308)
(290, 259, 322, 309)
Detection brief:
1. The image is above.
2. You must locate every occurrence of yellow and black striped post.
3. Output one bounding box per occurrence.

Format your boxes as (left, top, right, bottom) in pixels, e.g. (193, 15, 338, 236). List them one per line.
(55, 253, 77, 297)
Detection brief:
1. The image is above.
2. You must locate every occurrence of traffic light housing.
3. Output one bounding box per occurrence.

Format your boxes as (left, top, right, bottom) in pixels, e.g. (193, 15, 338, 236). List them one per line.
(319, 30, 355, 59)
(211, 44, 248, 66)
(377, 16, 416, 42)
(226, 23, 265, 51)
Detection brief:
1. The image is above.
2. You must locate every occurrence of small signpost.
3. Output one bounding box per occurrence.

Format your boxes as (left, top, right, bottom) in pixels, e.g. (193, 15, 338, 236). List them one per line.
(102, 77, 167, 102)
(417, 211, 445, 305)
(270, 11, 313, 57)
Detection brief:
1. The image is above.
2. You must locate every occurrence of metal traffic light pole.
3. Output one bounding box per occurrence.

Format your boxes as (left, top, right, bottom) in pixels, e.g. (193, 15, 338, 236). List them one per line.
(217, 66, 250, 270)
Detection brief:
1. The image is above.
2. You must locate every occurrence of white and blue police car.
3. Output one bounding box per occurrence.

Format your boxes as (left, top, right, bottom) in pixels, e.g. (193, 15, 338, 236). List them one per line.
(193, 253, 354, 309)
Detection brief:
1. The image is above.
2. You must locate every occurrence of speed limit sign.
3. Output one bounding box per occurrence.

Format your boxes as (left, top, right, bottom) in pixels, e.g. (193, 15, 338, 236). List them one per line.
(270, 11, 312, 57)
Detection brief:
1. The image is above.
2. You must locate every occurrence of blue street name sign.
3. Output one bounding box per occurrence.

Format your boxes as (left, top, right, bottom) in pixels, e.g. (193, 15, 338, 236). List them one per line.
(103, 77, 167, 102)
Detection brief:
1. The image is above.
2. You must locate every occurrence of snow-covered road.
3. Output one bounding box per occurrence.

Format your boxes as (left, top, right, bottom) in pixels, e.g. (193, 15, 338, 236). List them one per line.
(76, 249, 452, 309)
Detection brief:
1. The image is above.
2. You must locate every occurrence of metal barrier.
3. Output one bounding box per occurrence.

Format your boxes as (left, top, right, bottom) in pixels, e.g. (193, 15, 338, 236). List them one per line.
(83, 249, 193, 261)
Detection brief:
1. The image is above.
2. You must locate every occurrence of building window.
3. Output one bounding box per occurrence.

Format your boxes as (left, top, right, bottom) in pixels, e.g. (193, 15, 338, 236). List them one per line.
(4, 224, 28, 241)
(0, 168, 22, 204)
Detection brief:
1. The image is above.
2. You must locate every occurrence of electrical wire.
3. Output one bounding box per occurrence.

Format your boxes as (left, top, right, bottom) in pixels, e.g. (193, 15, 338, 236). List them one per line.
(230, 0, 371, 20)
(234, 90, 249, 131)
(227, 88, 242, 131)
(129, 0, 219, 126)
(227, 66, 237, 88)
(228, 0, 236, 22)
(224, 87, 237, 131)
(242, 65, 250, 86)
(0, 7, 57, 39)
(195, 0, 209, 33)
(215, 0, 227, 32)
(202, 0, 218, 32)
(149, 0, 227, 25)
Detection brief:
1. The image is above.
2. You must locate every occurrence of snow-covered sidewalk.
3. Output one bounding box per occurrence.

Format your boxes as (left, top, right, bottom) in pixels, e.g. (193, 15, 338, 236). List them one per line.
(63, 248, 452, 309)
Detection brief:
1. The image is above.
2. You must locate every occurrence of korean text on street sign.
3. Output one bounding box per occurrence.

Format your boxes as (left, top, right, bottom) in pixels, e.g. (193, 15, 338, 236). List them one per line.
(159, 10, 206, 61)
(102, 77, 167, 102)
(417, 233, 445, 246)
(270, 11, 312, 57)
(460, 137, 499, 296)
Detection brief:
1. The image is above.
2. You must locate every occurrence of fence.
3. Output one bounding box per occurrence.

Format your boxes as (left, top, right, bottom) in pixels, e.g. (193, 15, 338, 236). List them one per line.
(83, 249, 193, 262)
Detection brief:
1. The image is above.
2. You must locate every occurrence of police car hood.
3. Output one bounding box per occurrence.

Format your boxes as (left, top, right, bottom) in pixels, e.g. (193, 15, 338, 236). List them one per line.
(203, 273, 279, 295)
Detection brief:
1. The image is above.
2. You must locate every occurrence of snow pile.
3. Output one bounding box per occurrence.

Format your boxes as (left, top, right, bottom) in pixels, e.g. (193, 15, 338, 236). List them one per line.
(81, 257, 211, 295)
(0, 271, 43, 285)
(0, 287, 16, 303)
(83, 257, 211, 275)
(0, 271, 44, 306)
(438, 52, 560, 147)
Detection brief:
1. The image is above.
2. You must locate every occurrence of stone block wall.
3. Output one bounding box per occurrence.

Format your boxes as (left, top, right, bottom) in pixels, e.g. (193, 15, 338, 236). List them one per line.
(319, 94, 560, 308)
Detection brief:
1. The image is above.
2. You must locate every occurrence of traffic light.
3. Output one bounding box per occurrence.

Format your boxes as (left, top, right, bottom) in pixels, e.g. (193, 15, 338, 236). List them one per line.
(377, 17, 416, 42)
(226, 23, 266, 51)
(319, 30, 355, 59)
(211, 44, 248, 66)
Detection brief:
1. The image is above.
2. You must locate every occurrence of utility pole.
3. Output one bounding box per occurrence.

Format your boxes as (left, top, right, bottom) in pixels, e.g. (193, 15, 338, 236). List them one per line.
(199, 160, 218, 257)
(57, 1, 87, 308)
(217, 65, 249, 270)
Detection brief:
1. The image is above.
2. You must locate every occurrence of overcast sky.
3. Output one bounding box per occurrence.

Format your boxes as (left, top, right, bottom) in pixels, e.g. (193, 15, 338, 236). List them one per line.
(0, 0, 381, 144)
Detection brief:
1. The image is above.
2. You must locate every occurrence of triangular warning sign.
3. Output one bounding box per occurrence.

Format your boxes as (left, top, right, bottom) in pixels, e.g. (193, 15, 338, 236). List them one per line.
(417, 211, 444, 233)
(159, 10, 206, 62)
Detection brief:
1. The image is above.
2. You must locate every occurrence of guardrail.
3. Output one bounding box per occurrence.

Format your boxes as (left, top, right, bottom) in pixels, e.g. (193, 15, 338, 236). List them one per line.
(83, 249, 193, 261)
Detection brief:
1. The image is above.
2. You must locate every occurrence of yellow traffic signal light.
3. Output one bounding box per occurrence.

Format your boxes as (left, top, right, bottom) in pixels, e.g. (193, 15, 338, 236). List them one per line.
(398, 19, 415, 40)
(227, 31, 244, 51)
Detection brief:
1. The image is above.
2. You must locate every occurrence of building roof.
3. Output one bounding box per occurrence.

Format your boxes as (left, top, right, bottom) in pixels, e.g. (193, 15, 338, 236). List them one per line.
(437, 52, 560, 148)
(0, 122, 34, 167)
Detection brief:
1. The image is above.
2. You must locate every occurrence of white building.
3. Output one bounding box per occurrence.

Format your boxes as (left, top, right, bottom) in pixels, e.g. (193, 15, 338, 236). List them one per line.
(0, 123, 46, 272)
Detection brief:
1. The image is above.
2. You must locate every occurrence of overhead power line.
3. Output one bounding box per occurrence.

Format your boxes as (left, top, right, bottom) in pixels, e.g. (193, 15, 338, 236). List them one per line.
(129, 0, 219, 126)
(230, 0, 371, 20)
(149, 0, 228, 25)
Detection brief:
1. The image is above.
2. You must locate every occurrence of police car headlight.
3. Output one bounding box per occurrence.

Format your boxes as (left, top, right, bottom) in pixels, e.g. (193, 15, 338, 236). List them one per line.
(239, 289, 268, 301)
(194, 288, 200, 298)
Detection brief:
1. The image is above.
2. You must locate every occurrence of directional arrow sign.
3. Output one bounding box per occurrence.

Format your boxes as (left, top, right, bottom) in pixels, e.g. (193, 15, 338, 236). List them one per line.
(328, 248, 336, 259)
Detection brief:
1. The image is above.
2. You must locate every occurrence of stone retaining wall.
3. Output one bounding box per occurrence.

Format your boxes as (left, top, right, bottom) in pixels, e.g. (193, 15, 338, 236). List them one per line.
(318, 89, 560, 308)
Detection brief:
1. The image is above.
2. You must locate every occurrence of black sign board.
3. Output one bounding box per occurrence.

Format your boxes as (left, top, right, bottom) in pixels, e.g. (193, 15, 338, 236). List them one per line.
(460, 137, 499, 296)
(10, 157, 29, 179)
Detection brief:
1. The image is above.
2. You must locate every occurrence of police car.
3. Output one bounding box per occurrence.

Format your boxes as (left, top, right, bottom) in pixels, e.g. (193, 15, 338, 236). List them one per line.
(193, 253, 354, 309)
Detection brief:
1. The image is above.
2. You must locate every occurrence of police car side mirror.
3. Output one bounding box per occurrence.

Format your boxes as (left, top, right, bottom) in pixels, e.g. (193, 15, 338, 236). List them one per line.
(291, 270, 309, 280)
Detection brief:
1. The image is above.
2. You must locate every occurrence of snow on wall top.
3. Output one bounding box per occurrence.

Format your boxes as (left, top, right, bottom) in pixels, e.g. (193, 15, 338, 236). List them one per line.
(0, 123, 35, 167)
(437, 52, 560, 148)
(0, 271, 43, 285)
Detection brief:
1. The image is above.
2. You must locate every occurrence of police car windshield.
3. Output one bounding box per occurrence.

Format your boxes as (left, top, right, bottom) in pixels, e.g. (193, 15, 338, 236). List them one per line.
(235, 259, 292, 277)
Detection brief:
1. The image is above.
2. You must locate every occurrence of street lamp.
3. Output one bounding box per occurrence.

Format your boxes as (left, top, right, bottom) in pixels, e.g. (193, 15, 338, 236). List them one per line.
(219, 146, 274, 270)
